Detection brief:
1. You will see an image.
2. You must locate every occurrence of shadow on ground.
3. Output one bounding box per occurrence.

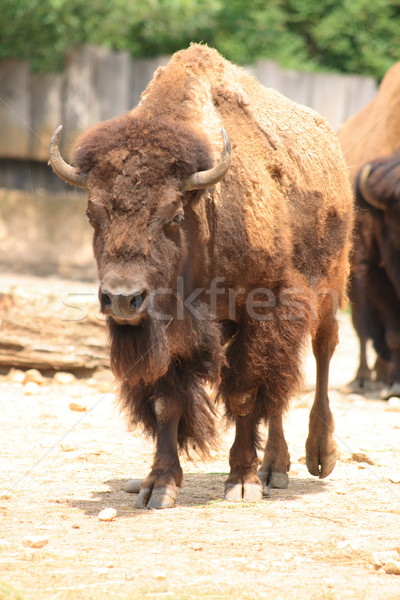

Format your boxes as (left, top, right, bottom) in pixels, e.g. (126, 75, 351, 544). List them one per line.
(66, 473, 328, 517)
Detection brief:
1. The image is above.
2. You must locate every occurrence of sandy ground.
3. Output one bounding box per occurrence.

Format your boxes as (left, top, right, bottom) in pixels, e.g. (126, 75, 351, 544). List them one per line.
(0, 280, 399, 600)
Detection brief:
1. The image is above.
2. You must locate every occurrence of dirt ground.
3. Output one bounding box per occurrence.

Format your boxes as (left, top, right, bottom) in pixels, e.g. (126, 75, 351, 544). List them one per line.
(0, 276, 399, 600)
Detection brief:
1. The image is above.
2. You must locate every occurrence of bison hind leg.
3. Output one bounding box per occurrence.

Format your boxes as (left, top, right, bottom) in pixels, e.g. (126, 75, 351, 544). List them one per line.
(306, 300, 339, 479)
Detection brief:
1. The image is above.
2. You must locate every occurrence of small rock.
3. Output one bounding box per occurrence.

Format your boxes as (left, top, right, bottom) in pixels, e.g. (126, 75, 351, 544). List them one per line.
(22, 535, 49, 549)
(338, 539, 361, 551)
(372, 550, 400, 568)
(8, 369, 25, 383)
(261, 519, 273, 528)
(23, 369, 45, 385)
(389, 473, 400, 484)
(153, 571, 167, 581)
(60, 443, 76, 452)
(69, 402, 87, 412)
(54, 372, 76, 385)
(98, 507, 117, 521)
(93, 567, 109, 575)
(384, 561, 400, 575)
(386, 397, 400, 412)
(24, 382, 40, 396)
(351, 452, 374, 465)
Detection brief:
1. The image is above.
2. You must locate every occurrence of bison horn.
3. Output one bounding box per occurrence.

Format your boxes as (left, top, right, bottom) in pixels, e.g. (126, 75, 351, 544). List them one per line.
(183, 128, 231, 191)
(48, 125, 88, 188)
(359, 163, 386, 211)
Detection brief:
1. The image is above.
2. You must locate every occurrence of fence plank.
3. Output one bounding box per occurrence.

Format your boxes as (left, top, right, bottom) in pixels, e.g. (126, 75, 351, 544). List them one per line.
(345, 74, 377, 119)
(0, 60, 30, 159)
(62, 46, 96, 160)
(129, 56, 170, 109)
(91, 46, 131, 121)
(29, 73, 63, 162)
(0, 48, 381, 162)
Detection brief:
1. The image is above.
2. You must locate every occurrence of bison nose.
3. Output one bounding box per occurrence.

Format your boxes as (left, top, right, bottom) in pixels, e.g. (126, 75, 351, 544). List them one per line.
(99, 287, 149, 323)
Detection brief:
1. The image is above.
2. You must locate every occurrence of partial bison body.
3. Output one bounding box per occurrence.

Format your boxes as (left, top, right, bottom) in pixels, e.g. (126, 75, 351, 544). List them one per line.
(338, 62, 400, 396)
(50, 45, 353, 508)
(350, 151, 400, 399)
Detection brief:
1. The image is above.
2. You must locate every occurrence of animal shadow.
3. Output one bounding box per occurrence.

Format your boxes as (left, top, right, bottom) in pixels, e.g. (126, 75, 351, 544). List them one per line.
(68, 473, 327, 517)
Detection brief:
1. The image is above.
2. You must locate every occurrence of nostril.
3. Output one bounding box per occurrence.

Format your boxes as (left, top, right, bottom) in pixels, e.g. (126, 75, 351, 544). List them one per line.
(130, 291, 147, 311)
(101, 292, 112, 308)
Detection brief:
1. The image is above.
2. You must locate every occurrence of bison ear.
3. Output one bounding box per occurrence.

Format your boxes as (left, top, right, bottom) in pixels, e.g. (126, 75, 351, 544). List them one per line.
(358, 164, 387, 211)
(183, 129, 231, 192)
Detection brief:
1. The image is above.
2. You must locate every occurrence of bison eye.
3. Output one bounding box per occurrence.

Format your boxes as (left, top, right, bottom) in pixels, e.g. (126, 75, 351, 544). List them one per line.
(170, 213, 184, 225)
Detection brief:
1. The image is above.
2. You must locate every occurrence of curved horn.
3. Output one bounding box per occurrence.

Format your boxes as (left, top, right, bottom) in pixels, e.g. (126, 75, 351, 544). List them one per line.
(359, 163, 386, 211)
(183, 128, 231, 191)
(48, 125, 88, 188)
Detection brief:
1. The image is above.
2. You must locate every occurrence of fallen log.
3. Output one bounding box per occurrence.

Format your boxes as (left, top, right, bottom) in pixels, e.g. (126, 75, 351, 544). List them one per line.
(0, 275, 109, 374)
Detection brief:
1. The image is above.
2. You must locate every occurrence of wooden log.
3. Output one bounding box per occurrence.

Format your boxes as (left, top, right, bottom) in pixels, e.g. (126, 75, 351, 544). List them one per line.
(0, 276, 108, 374)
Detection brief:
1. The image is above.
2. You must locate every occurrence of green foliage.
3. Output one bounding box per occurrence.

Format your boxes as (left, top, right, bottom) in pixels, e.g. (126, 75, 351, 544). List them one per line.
(1, 0, 400, 78)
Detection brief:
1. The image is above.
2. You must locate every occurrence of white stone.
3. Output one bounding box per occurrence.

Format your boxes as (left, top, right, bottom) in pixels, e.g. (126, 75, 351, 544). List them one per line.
(384, 560, 400, 575)
(372, 551, 400, 567)
(22, 535, 49, 549)
(23, 369, 45, 385)
(98, 507, 117, 521)
(24, 382, 40, 396)
(54, 372, 76, 385)
(69, 402, 87, 412)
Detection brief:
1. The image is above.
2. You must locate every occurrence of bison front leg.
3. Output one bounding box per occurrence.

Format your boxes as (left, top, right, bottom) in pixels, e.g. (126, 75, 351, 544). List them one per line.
(258, 410, 291, 491)
(224, 399, 263, 502)
(135, 396, 183, 509)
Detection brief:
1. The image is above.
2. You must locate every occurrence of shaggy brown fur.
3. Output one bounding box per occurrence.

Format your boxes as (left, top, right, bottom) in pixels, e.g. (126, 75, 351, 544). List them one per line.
(339, 62, 400, 184)
(349, 150, 400, 392)
(66, 44, 353, 507)
(338, 62, 400, 389)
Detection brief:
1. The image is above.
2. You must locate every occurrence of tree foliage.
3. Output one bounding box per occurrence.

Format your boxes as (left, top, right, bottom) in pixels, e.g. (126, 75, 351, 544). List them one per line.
(1, 0, 400, 79)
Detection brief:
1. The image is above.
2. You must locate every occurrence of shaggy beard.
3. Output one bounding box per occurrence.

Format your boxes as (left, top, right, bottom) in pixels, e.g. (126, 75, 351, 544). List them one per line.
(108, 304, 225, 457)
(108, 315, 171, 385)
(108, 301, 225, 386)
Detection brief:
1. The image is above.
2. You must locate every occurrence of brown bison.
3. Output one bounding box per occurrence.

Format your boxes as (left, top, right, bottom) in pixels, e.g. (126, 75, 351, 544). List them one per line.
(347, 151, 400, 398)
(49, 45, 353, 509)
(338, 62, 400, 394)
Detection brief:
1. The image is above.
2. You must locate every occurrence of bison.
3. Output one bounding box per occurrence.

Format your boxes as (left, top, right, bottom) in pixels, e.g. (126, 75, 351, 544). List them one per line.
(338, 62, 400, 394)
(348, 151, 400, 398)
(49, 44, 353, 508)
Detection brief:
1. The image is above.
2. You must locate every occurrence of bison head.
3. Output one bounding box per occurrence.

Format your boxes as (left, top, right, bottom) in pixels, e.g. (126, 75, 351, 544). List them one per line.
(358, 150, 400, 249)
(49, 116, 230, 327)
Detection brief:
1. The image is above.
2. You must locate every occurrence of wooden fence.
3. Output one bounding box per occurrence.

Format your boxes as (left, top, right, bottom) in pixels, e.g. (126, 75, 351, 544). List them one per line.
(0, 45, 378, 162)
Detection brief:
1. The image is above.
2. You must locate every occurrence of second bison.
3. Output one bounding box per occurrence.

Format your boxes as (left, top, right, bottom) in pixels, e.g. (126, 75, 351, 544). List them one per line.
(49, 45, 353, 508)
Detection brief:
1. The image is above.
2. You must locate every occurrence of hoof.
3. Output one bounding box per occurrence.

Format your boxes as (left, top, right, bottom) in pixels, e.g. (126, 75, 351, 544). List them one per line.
(306, 451, 337, 479)
(224, 482, 262, 502)
(380, 382, 400, 400)
(258, 468, 289, 490)
(124, 479, 142, 494)
(269, 472, 289, 489)
(135, 486, 177, 509)
(344, 378, 372, 394)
